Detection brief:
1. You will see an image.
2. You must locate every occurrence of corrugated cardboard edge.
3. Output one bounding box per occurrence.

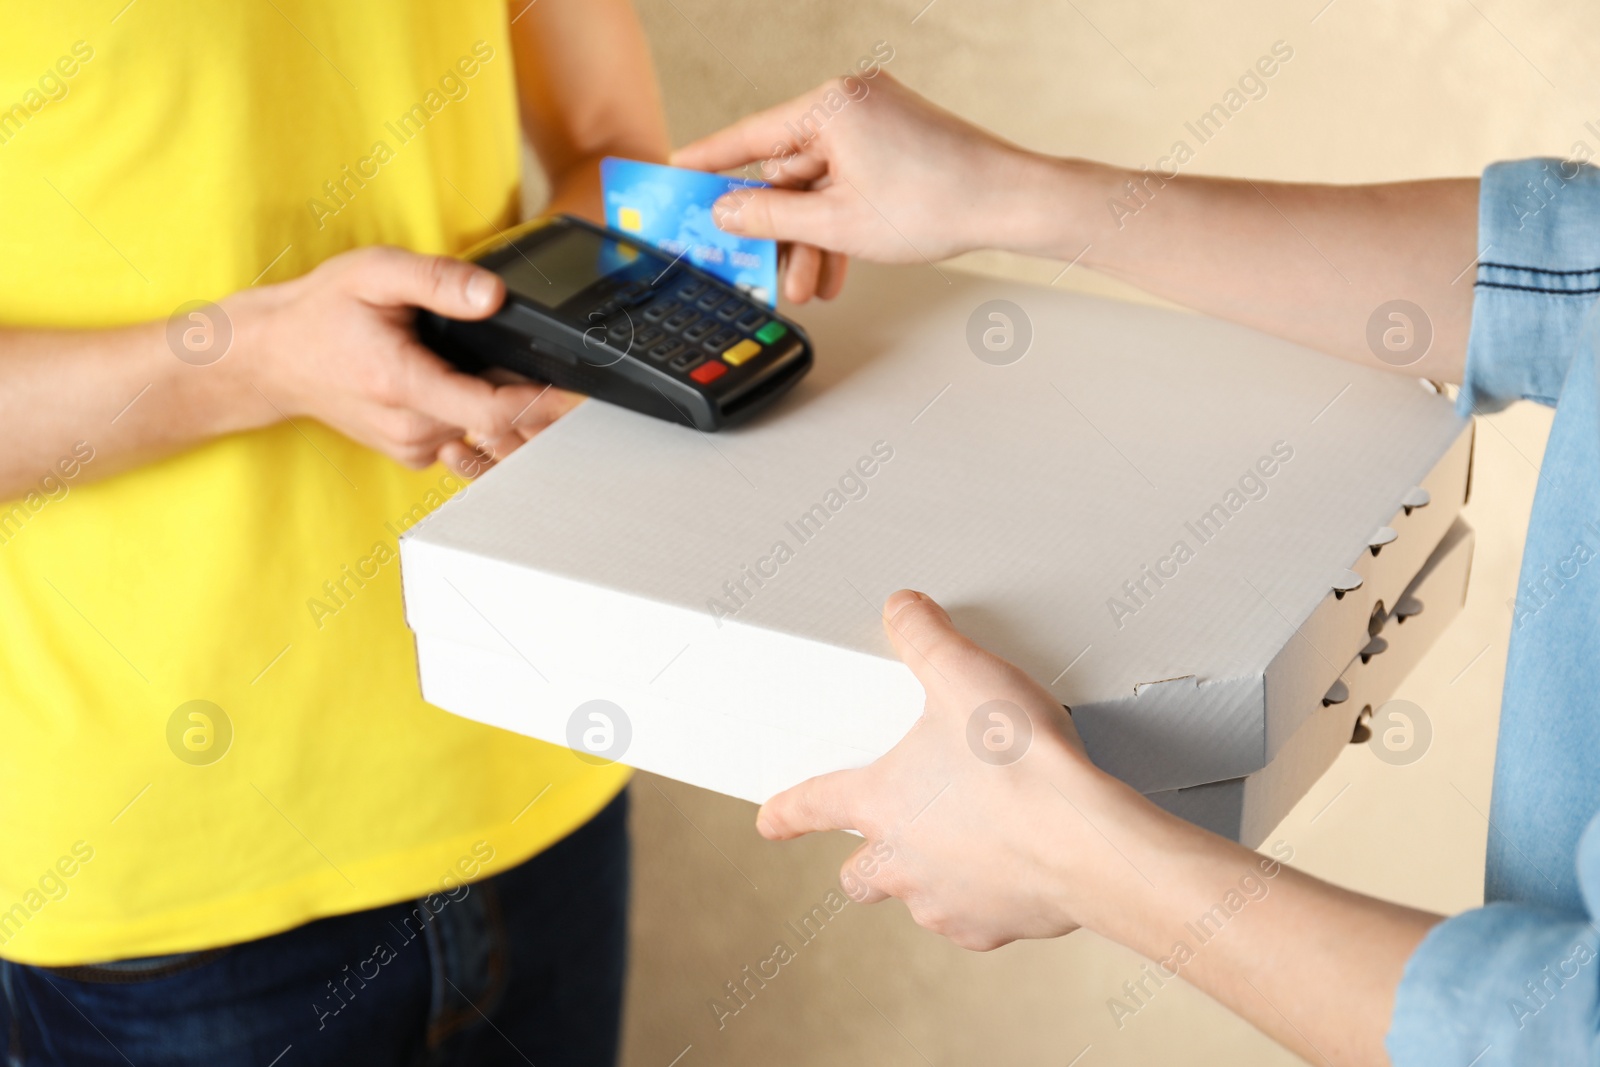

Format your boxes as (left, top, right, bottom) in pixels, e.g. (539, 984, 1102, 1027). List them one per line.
(1071, 421, 1470, 793)
(1148, 518, 1475, 845)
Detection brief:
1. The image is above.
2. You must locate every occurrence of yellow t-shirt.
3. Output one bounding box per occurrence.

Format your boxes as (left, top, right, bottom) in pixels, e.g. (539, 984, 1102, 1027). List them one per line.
(0, 1, 627, 966)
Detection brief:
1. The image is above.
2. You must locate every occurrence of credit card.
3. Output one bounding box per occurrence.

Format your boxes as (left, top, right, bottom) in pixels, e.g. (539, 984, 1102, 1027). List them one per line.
(601, 156, 779, 307)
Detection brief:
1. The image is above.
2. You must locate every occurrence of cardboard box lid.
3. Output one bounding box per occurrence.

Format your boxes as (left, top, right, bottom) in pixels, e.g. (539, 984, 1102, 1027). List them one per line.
(400, 263, 1468, 797)
(1148, 518, 1474, 846)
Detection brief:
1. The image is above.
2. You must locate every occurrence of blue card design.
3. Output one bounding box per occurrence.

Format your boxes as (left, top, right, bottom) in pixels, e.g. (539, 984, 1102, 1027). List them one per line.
(601, 156, 779, 307)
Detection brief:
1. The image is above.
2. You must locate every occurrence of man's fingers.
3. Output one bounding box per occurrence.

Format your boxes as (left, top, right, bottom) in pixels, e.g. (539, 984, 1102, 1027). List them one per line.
(393, 360, 582, 475)
(506, 381, 585, 434)
(390, 342, 513, 438)
(713, 187, 846, 249)
(475, 366, 576, 435)
(467, 427, 526, 465)
(756, 769, 866, 840)
(350, 247, 504, 320)
(881, 589, 977, 694)
(437, 438, 494, 479)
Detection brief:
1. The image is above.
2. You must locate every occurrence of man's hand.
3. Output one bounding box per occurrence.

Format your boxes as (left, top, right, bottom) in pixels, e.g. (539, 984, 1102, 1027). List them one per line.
(758, 588, 1147, 951)
(228, 246, 583, 477)
(0, 0, 668, 499)
(673, 74, 1040, 304)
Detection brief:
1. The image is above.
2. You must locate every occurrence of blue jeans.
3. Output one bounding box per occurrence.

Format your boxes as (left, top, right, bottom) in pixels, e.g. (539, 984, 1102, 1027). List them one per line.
(1, 789, 629, 1067)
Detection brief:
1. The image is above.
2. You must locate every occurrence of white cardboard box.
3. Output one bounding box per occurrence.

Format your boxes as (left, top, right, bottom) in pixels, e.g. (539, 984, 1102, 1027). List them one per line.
(401, 264, 1471, 804)
(1147, 518, 1474, 845)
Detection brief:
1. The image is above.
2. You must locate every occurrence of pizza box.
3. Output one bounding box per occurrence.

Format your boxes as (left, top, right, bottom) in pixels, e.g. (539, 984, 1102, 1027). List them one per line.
(1147, 518, 1474, 845)
(399, 262, 1471, 802)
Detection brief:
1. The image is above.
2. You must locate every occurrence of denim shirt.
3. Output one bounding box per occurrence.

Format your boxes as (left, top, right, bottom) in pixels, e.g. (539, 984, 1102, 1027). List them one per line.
(1387, 159, 1600, 1064)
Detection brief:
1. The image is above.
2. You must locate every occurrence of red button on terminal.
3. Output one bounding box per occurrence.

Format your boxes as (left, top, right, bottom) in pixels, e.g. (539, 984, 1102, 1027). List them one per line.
(690, 360, 727, 384)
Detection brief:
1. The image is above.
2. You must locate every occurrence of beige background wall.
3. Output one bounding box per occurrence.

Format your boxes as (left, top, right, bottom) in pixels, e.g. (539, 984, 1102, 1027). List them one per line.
(600, 1, 1577, 1063)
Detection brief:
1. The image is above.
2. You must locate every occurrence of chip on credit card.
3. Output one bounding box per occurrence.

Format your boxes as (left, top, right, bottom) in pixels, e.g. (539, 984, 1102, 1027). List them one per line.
(601, 156, 779, 307)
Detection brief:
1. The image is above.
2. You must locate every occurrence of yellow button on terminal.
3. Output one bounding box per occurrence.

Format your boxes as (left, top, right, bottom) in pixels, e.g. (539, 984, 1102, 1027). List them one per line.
(722, 339, 762, 366)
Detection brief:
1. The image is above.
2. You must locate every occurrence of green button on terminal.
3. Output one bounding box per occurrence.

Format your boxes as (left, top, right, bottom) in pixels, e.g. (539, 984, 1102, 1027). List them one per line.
(753, 320, 788, 345)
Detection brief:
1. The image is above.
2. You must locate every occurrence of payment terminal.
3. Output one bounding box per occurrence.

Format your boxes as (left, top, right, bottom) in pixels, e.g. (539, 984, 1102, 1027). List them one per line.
(417, 215, 812, 432)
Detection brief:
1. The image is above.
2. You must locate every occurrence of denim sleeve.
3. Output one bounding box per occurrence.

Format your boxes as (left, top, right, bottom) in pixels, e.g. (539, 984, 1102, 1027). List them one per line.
(1458, 158, 1600, 414)
(1387, 815, 1600, 1065)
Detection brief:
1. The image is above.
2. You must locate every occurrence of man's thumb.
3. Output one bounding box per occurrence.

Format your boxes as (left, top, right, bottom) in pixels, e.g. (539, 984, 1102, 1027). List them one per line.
(351, 247, 505, 321)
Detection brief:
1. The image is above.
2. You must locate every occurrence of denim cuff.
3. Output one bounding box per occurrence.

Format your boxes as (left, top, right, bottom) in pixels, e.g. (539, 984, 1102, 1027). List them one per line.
(1387, 902, 1600, 1066)
(1459, 159, 1600, 415)
(1388, 816, 1600, 1065)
